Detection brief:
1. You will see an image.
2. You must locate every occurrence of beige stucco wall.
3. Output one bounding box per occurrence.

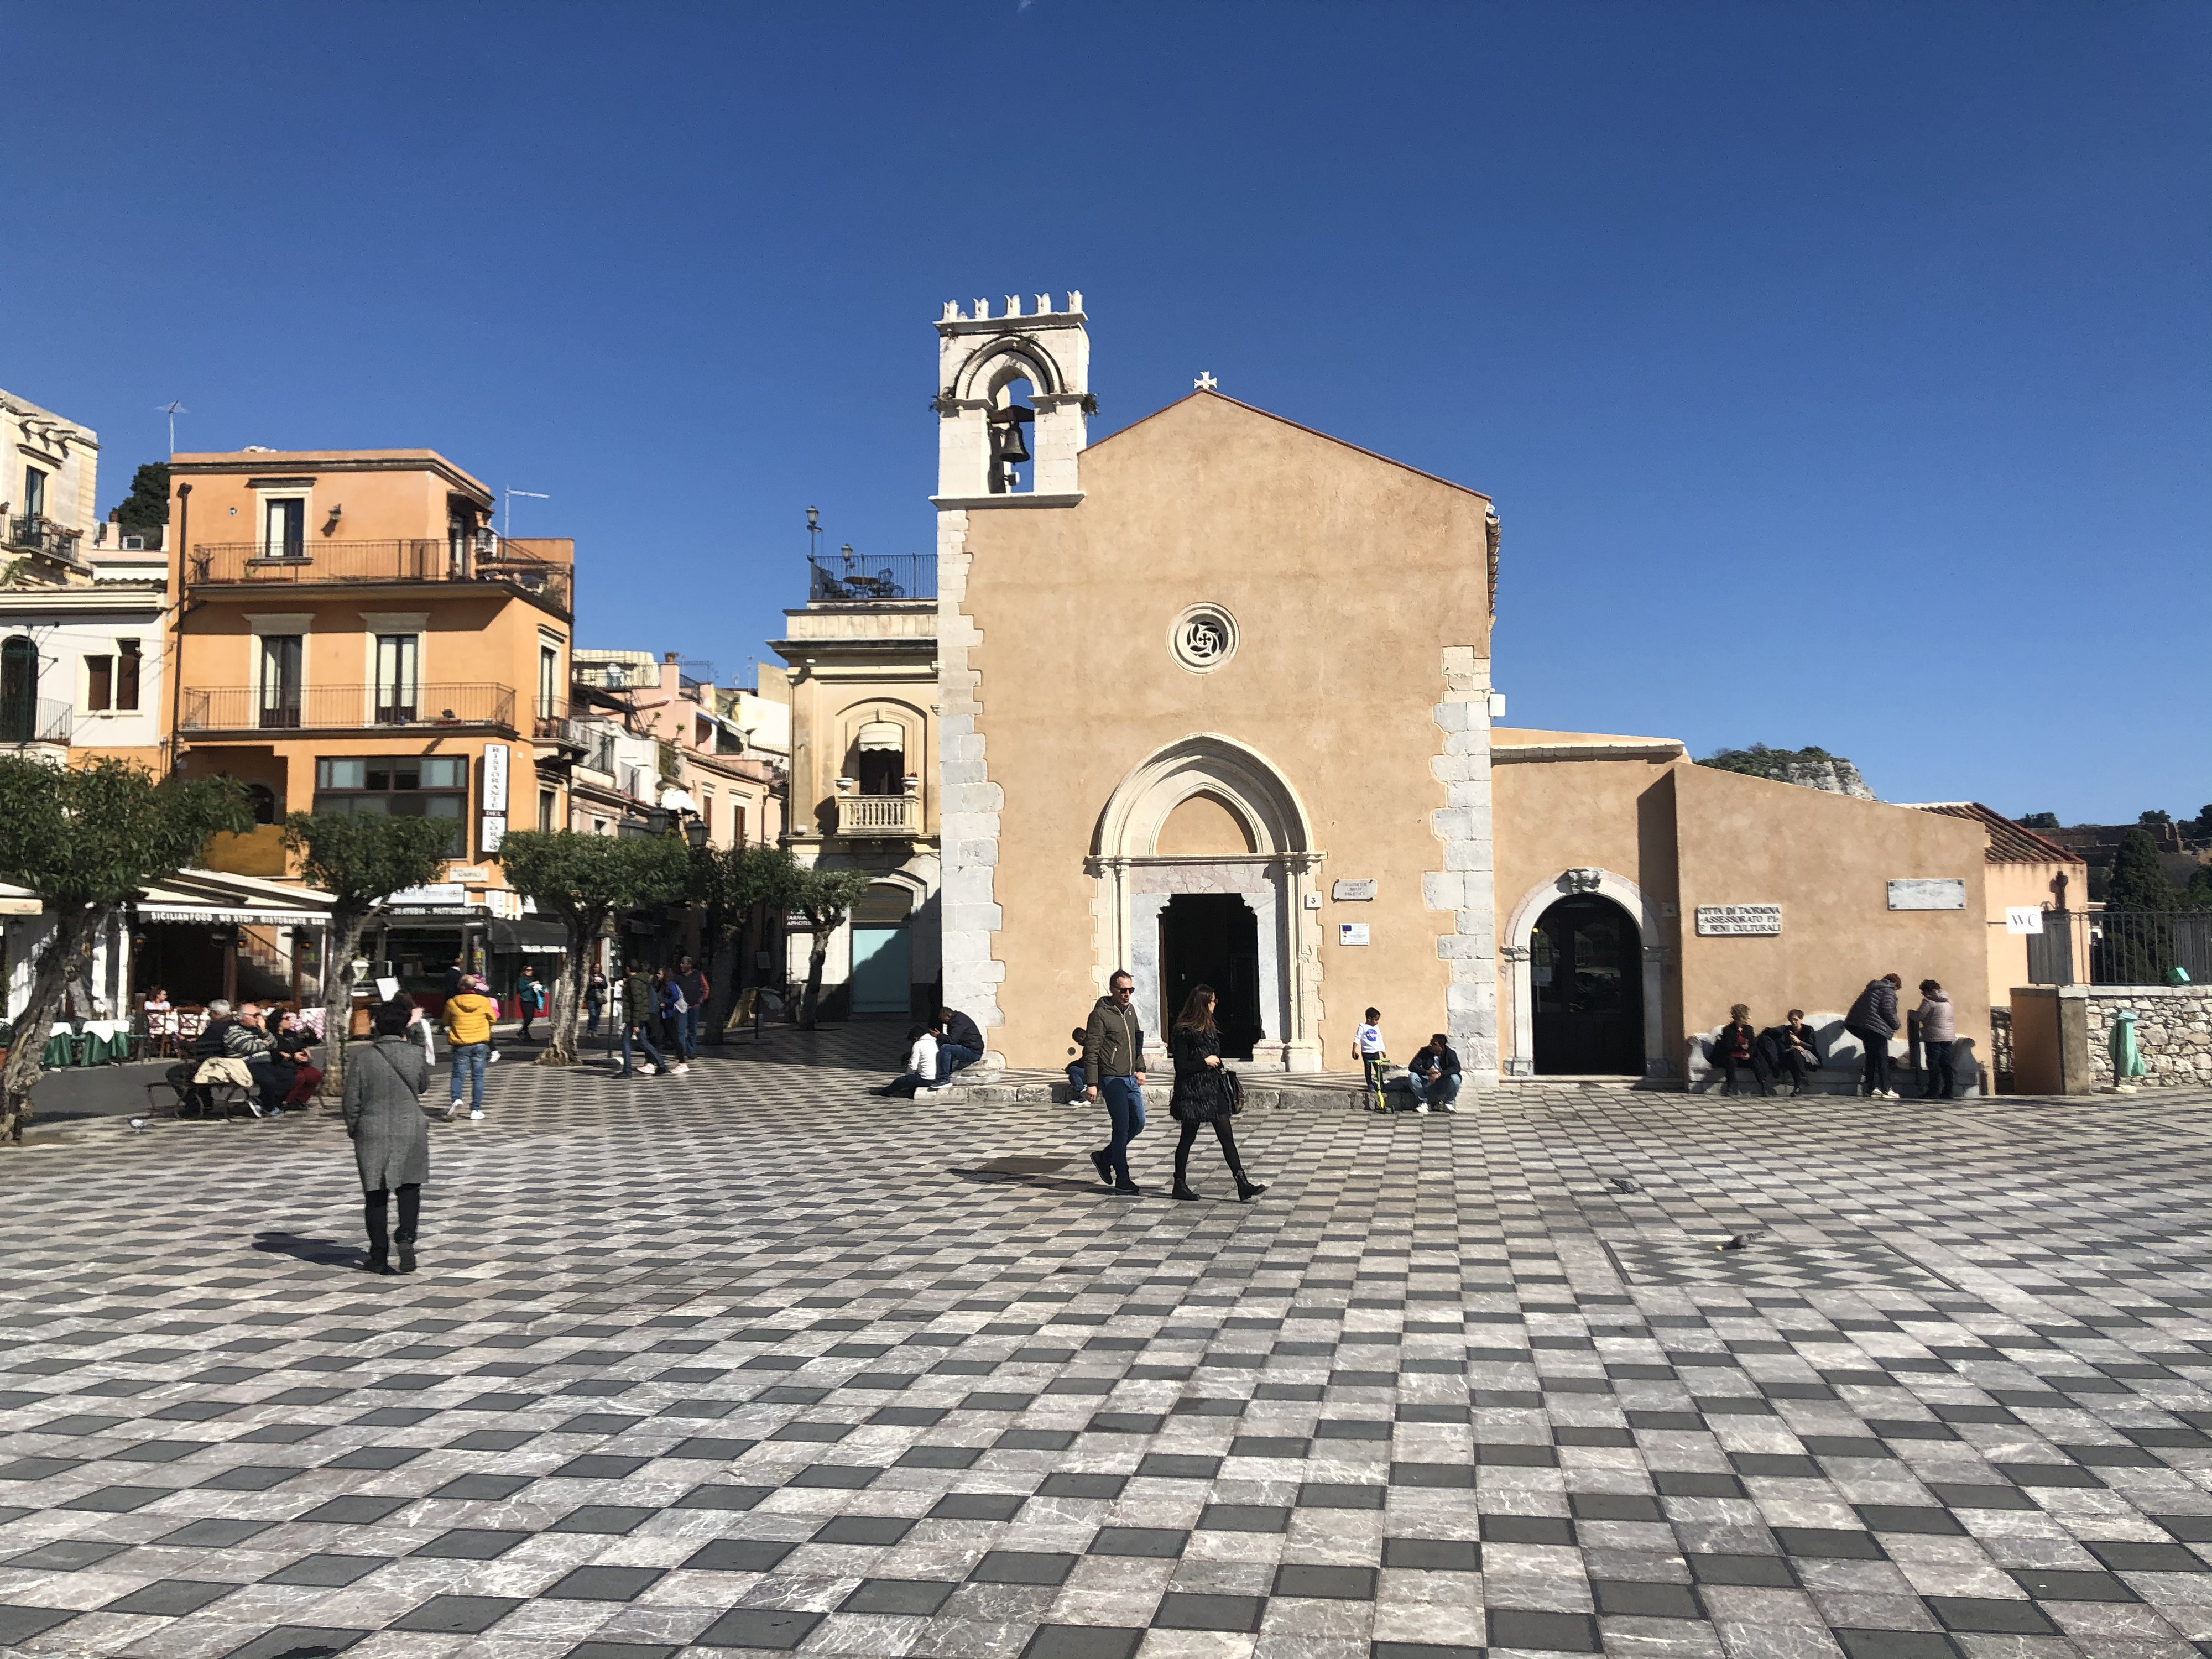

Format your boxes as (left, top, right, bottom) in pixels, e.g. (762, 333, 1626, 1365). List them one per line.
(1493, 755, 1683, 1072)
(957, 394, 1493, 1069)
(1981, 858, 2088, 1007)
(1672, 763, 1990, 1068)
(1493, 755, 1991, 1078)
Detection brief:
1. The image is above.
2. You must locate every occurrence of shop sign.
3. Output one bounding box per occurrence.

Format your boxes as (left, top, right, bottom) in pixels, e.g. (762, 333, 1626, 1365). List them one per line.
(1887, 878, 1966, 911)
(483, 744, 509, 811)
(0, 897, 43, 916)
(389, 884, 466, 909)
(1695, 904, 1781, 937)
(2005, 906, 2046, 935)
(481, 812, 506, 854)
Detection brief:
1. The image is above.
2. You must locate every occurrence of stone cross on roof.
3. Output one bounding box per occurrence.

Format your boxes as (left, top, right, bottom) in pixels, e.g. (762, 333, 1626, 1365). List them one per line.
(1193, 372, 1218, 391)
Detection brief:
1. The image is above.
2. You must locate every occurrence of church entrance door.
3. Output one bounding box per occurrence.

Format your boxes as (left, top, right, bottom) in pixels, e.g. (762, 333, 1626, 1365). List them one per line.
(1531, 895, 1643, 1075)
(1158, 894, 1261, 1061)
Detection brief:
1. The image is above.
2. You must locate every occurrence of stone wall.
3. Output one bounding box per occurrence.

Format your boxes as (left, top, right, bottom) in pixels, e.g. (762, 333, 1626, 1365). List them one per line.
(2083, 985, 2212, 1088)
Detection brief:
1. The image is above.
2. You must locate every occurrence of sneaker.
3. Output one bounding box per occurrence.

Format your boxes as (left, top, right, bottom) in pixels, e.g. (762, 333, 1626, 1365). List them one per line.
(488, 1049, 502, 1064)
(1439, 1103, 1459, 1114)
(671, 1062, 690, 1076)
(468, 1108, 484, 1121)
(1415, 1104, 1431, 1114)
(638, 1063, 656, 1076)
(446, 1100, 463, 1120)
(1089, 1149, 1112, 1186)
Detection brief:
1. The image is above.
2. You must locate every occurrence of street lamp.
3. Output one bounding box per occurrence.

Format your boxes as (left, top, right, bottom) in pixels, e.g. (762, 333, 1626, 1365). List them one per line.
(684, 818, 709, 850)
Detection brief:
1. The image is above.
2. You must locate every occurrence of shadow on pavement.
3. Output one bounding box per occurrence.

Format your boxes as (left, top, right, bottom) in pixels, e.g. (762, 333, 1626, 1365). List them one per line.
(251, 1231, 359, 1266)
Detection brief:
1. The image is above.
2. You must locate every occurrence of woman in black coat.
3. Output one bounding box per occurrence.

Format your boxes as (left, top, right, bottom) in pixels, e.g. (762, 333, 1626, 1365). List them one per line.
(1167, 985, 1266, 1204)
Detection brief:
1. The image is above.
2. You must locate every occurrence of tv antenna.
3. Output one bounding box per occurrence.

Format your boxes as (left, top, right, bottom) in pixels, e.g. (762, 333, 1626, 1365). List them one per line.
(504, 488, 549, 538)
(157, 401, 188, 457)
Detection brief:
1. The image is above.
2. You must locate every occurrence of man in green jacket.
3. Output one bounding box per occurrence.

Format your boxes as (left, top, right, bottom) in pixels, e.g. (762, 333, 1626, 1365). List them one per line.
(618, 965, 677, 1077)
(1084, 971, 1149, 1194)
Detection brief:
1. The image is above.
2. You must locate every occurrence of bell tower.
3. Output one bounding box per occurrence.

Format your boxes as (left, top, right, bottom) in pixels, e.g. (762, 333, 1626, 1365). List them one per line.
(934, 293, 1091, 1065)
(931, 294, 1091, 504)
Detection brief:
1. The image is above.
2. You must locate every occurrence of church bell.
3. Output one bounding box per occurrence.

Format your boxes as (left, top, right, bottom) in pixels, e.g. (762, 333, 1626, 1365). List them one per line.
(990, 408, 1032, 465)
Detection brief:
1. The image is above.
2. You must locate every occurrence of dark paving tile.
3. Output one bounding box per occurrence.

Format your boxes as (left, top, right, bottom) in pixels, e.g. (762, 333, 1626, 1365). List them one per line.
(387, 1594, 525, 1634)
(544, 1565, 666, 1601)
(841, 1578, 959, 1616)
(1152, 1592, 1265, 1632)
(103, 1578, 240, 1616)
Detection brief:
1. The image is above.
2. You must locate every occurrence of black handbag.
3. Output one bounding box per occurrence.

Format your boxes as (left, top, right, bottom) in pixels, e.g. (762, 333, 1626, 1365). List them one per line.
(1222, 1067, 1244, 1115)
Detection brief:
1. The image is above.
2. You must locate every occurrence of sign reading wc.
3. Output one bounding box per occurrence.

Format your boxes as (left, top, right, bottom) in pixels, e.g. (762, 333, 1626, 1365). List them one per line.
(1695, 904, 1782, 937)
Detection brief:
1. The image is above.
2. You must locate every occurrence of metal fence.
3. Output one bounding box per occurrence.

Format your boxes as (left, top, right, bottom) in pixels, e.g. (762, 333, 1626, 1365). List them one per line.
(2025, 909, 2212, 987)
(807, 552, 936, 602)
(180, 682, 518, 734)
(189, 539, 572, 611)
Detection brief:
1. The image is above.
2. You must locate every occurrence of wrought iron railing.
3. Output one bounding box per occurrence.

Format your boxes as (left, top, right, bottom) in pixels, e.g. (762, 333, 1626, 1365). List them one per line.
(2025, 909, 2212, 987)
(179, 682, 517, 734)
(807, 552, 936, 602)
(4, 517, 83, 563)
(836, 793, 922, 837)
(188, 539, 571, 611)
(0, 697, 71, 745)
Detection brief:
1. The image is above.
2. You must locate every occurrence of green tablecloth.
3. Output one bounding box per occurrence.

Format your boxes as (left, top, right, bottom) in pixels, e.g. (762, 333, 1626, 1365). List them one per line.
(41, 1033, 76, 1067)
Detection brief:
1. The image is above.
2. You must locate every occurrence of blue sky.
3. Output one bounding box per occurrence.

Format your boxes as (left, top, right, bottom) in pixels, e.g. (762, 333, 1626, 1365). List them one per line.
(6, 2, 2205, 822)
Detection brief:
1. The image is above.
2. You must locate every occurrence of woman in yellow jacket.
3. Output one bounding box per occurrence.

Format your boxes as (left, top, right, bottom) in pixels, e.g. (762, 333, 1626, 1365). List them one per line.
(440, 976, 497, 1121)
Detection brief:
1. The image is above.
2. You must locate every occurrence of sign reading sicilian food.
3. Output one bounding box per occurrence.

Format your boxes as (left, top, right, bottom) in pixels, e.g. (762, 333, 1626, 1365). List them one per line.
(1694, 904, 1782, 937)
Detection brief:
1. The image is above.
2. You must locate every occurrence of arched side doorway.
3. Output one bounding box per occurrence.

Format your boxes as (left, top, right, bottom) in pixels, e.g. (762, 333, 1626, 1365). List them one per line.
(1088, 735, 1326, 1073)
(849, 880, 917, 1018)
(1530, 895, 1643, 1074)
(1503, 869, 1670, 1078)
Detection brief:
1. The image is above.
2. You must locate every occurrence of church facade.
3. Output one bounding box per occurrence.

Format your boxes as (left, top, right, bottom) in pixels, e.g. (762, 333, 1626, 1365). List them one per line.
(931, 297, 1991, 1088)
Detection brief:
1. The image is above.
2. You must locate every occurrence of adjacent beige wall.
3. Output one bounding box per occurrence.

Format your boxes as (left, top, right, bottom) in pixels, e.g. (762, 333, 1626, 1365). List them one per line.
(960, 394, 1493, 1068)
(1672, 763, 1990, 1065)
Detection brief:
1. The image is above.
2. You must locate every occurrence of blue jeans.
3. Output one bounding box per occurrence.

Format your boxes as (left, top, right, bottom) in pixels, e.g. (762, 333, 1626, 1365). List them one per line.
(448, 1042, 488, 1110)
(1066, 1062, 1087, 1100)
(936, 1042, 983, 1086)
(680, 1005, 701, 1058)
(1100, 1074, 1145, 1186)
(622, 1024, 669, 1074)
(586, 999, 602, 1036)
(1410, 1070, 1461, 1109)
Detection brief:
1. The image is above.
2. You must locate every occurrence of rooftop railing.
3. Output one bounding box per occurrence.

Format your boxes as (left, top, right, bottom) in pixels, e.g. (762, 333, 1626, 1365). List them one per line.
(4, 517, 84, 564)
(188, 539, 571, 611)
(807, 552, 935, 603)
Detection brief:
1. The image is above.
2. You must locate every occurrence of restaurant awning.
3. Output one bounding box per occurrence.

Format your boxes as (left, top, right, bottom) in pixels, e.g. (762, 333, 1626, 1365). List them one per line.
(487, 917, 569, 953)
(134, 868, 337, 928)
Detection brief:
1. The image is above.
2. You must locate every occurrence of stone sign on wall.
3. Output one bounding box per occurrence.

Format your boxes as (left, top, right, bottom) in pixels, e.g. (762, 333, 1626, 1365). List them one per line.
(1694, 904, 1782, 937)
(1888, 878, 1966, 911)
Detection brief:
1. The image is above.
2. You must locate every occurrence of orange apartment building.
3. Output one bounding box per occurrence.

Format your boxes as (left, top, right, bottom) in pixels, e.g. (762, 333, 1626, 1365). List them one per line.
(159, 448, 581, 1002)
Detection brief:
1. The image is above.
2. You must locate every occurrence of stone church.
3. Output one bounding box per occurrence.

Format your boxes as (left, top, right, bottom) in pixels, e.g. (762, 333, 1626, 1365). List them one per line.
(929, 296, 1992, 1089)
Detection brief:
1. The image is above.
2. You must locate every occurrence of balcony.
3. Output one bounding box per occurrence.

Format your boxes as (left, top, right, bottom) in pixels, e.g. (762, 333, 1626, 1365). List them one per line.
(807, 552, 936, 603)
(179, 682, 517, 735)
(532, 709, 592, 754)
(4, 516, 85, 565)
(0, 697, 72, 747)
(836, 792, 922, 838)
(187, 539, 571, 612)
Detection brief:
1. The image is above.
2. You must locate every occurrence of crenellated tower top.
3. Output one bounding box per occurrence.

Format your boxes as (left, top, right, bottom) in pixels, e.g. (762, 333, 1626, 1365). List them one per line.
(932, 292, 1091, 505)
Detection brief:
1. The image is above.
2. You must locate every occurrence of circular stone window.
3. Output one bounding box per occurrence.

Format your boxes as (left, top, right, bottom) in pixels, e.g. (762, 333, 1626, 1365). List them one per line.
(1168, 603, 1238, 674)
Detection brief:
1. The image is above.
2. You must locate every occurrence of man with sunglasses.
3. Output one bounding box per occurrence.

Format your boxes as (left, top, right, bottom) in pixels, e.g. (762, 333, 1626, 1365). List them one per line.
(1083, 970, 1149, 1195)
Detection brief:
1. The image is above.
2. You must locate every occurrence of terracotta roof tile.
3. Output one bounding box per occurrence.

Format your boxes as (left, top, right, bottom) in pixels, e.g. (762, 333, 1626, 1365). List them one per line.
(1909, 802, 2087, 864)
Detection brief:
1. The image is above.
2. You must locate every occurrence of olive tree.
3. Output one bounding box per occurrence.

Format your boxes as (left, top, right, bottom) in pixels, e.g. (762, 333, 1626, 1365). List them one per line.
(0, 758, 251, 1142)
(788, 864, 874, 1029)
(495, 830, 689, 1064)
(280, 812, 453, 1095)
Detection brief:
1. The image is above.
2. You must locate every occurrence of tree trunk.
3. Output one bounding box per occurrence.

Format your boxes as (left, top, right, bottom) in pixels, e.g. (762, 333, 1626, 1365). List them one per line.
(539, 916, 593, 1066)
(801, 931, 830, 1030)
(704, 917, 742, 1046)
(1, 904, 102, 1144)
(316, 905, 371, 1102)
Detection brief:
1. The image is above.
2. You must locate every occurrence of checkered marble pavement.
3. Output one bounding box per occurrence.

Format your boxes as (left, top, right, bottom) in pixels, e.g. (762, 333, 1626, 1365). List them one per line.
(6, 1035, 2212, 1659)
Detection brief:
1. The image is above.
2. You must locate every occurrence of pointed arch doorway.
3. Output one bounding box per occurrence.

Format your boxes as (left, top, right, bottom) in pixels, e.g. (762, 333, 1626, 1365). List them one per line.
(1088, 735, 1326, 1073)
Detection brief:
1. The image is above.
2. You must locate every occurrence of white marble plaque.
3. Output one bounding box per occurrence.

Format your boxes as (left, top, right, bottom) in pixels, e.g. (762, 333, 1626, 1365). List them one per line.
(1695, 904, 1781, 937)
(1332, 879, 1377, 901)
(1888, 878, 1966, 911)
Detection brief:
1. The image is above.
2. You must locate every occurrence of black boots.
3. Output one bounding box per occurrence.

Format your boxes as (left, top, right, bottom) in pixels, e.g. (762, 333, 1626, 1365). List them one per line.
(395, 1238, 417, 1274)
(1172, 1182, 1199, 1201)
(359, 1248, 395, 1276)
(1237, 1178, 1268, 1202)
(1090, 1149, 1112, 1187)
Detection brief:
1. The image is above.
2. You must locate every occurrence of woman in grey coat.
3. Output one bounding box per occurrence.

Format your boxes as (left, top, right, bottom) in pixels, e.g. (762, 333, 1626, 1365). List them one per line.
(343, 998, 432, 1275)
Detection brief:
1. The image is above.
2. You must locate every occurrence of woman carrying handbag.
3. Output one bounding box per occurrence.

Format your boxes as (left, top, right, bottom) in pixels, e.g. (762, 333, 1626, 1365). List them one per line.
(1167, 984, 1267, 1203)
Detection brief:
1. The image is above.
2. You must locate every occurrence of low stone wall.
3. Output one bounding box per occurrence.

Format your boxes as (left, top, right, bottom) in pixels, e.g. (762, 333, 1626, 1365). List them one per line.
(2084, 985, 2212, 1088)
(1683, 1013, 1983, 1098)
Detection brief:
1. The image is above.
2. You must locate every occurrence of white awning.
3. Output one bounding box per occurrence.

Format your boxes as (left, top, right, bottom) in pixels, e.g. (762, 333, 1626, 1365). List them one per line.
(856, 721, 904, 752)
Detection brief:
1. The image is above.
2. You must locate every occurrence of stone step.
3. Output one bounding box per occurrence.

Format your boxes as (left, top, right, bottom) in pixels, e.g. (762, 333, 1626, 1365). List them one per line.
(937, 1080, 1394, 1113)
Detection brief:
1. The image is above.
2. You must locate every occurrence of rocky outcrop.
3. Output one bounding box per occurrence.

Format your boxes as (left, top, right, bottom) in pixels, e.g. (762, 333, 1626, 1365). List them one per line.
(1697, 745, 1875, 800)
